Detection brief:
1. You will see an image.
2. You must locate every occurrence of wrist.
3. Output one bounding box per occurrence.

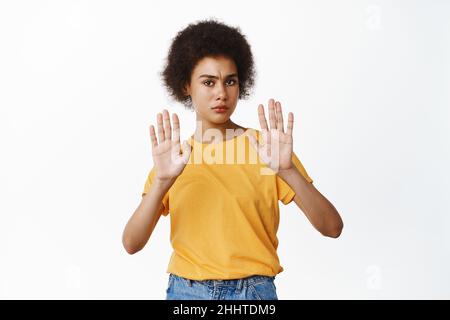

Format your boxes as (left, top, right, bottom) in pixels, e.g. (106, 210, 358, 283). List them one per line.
(154, 176, 176, 190)
(277, 165, 297, 180)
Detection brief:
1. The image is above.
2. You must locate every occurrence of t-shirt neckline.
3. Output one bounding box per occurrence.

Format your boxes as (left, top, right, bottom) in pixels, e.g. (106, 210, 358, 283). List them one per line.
(188, 127, 252, 146)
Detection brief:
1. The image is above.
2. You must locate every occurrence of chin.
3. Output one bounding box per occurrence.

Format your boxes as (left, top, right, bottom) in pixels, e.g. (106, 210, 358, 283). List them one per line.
(210, 119, 230, 125)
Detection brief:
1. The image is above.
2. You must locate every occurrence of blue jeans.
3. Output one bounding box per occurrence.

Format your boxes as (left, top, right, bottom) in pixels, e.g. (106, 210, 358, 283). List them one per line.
(165, 273, 278, 300)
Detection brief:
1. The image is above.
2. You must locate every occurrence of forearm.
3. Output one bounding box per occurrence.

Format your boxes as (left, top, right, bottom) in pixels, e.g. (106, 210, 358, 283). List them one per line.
(277, 167, 343, 238)
(122, 178, 174, 254)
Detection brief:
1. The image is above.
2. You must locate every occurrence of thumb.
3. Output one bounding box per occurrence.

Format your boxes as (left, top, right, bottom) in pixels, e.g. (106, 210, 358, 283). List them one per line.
(180, 140, 192, 164)
(246, 133, 259, 150)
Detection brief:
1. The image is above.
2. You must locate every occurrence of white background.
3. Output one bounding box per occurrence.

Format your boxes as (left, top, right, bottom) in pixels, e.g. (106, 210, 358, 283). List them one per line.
(0, 0, 449, 299)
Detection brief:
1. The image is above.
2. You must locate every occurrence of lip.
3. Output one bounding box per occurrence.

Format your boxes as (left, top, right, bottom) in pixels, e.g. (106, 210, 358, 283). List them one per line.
(212, 105, 228, 113)
(213, 107, 228, 113)
(212, 105, 228, 109)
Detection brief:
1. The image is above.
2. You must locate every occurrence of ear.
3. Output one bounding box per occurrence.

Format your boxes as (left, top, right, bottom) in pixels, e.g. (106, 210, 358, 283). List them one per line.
(183, 82, 191, 97)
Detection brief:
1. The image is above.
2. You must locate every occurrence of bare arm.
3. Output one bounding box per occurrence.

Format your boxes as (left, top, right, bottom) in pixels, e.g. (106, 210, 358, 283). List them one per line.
(278, 167, 343, 238)
(122, 110, 191, 255)
(122, 178, 174, 255)
(247, 98, 343, 238)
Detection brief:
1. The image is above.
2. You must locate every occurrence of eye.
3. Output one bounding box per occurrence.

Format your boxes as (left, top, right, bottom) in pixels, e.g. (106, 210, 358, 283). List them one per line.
(203, 79, 238, 87)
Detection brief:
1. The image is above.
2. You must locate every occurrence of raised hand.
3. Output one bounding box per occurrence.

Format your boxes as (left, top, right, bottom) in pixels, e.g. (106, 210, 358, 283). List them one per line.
(246, 98, 294, 173)
(149, 109, 192, 182)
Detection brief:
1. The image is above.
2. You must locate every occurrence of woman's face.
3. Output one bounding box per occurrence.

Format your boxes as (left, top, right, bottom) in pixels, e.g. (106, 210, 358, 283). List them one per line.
(185, 55, 239, 126)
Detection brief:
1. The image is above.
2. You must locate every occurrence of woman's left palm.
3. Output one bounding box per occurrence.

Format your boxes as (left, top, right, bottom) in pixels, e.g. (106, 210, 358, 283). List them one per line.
(246, 98, 295, 173)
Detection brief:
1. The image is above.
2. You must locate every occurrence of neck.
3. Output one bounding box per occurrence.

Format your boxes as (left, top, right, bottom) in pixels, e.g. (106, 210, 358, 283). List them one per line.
(193, 117, 243, 143)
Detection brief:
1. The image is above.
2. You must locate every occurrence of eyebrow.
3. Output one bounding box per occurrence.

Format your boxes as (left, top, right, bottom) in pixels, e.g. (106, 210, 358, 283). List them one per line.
(198, 73, 238, 80)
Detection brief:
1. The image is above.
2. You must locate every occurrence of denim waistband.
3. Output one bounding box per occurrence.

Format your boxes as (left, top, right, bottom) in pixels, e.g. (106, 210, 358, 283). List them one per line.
(170, 273, 275, 288)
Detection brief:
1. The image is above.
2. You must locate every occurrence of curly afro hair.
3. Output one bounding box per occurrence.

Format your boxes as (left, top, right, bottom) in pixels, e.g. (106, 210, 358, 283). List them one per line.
(160, 19, 256, 110)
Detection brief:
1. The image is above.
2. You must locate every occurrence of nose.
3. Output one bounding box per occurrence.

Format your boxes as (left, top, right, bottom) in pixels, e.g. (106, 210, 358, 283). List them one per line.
(216, 82, 227, 101)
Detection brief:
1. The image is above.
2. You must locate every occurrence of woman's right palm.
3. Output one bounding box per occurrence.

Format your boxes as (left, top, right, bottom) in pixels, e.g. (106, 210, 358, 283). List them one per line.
(149, 110, 192, 181)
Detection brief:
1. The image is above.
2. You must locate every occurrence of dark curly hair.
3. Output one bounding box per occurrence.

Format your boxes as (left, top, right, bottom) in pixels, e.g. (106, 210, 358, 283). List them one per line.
(160, 18, 256, 110)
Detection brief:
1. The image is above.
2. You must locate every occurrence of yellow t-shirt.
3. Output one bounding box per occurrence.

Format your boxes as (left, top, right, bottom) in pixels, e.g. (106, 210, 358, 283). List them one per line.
(141, 128, 313, 280)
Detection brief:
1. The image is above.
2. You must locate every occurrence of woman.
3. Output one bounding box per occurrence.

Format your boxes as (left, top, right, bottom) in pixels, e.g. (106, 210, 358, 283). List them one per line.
(122, 19, 343, 300)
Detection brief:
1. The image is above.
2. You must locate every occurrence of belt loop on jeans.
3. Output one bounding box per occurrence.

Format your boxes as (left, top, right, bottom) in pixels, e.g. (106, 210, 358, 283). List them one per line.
(186, 278, 192, 287)
(236, 279, 243, 293)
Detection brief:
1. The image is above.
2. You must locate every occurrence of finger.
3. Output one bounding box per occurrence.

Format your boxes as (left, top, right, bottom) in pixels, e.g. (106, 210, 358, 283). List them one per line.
(275, 101, 284, 133)
(263, 126, 271, 145)
(172, 113, 180, 144)
(286, 112, 294, 136)
(247, 132, 259, 150)
(181, 140, 192, 164)
(157, 113, 165, 143)
(149, 125, 158, 148)
(268, 98, 277, 130)
(163, 109, 172, 140)
(258, 104, 269, 131)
